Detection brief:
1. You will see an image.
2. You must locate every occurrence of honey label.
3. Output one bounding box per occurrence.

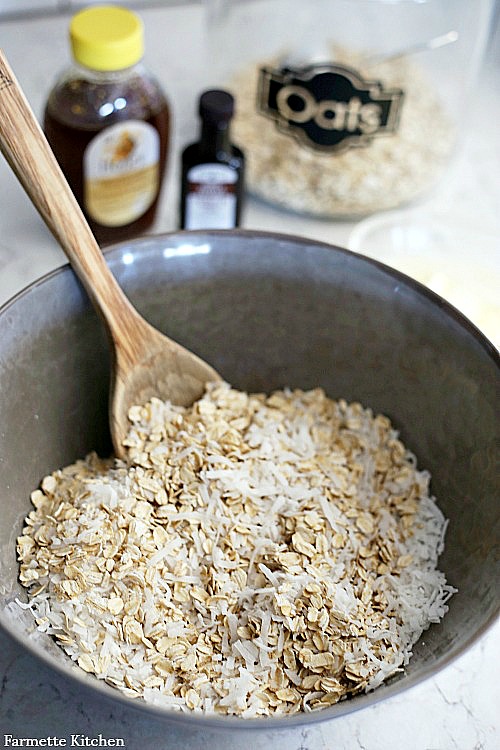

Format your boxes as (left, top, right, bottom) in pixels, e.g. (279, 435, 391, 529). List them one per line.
(258, 63, 403, 153)
(84, 120, 160, 226)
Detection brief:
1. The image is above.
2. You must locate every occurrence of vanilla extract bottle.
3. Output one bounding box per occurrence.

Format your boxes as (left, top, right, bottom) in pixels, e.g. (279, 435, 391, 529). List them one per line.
(180, 89, 245, 229)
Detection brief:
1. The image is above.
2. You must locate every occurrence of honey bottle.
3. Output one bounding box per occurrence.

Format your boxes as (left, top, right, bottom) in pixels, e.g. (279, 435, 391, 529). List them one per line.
(44, 5, 170, 246)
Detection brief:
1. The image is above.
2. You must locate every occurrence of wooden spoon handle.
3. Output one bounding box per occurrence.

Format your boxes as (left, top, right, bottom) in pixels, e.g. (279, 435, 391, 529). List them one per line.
(0, 50, 139, 342)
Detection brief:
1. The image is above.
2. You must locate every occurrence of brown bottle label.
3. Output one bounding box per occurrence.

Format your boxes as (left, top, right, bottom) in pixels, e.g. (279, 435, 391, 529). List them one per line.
(185, 163, 238, 229)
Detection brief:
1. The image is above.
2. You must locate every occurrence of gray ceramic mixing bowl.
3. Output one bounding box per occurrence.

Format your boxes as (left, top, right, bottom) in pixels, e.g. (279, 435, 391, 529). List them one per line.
(0, 230, 498, 729)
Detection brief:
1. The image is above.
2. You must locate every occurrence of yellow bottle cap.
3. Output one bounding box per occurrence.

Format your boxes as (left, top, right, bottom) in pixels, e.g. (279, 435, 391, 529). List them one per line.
(70, 5, 144, 72)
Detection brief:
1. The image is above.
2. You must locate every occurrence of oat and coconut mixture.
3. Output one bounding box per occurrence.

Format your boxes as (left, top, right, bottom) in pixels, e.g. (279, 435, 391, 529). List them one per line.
(17, 383, 455, 717)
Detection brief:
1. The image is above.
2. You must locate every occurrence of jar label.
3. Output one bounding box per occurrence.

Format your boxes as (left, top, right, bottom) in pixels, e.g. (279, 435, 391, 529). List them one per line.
(84, 120, 160, 227)
(258, 63, 403, 153)
(185, 164, 238, 229)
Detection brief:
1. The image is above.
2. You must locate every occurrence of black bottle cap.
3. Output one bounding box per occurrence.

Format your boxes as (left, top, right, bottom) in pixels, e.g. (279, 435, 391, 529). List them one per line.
(199, 89, 234, 124)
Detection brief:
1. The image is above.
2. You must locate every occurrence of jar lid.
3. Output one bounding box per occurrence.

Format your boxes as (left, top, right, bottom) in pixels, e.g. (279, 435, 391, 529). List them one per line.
(70, 5, 144, 71)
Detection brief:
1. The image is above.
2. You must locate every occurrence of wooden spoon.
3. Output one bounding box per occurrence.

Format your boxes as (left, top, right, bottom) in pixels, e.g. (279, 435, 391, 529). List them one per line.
(0, 50, 221, 459)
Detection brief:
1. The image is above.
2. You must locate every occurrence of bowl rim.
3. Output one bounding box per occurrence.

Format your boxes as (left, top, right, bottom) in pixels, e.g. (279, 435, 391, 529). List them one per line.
(0, 228, 498, 729)
(1, 228, 499, 363)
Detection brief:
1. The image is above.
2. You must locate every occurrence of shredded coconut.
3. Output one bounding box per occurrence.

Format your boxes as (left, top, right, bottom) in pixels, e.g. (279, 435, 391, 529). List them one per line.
(17, 383, 455, 716)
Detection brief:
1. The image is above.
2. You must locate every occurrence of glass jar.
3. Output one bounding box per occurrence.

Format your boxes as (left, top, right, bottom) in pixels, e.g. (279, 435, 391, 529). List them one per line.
(204, 0, 494, 219)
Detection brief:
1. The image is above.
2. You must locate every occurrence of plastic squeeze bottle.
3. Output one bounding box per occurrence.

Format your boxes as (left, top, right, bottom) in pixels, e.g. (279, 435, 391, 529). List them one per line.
(44, 5, 170, 245)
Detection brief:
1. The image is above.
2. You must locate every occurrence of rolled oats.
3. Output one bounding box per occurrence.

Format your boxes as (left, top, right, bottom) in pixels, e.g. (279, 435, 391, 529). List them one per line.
(17, 383, 455, 717)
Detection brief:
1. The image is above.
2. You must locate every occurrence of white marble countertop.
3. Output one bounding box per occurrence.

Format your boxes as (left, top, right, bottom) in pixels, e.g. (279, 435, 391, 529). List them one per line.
(0, 4, 498, 749)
